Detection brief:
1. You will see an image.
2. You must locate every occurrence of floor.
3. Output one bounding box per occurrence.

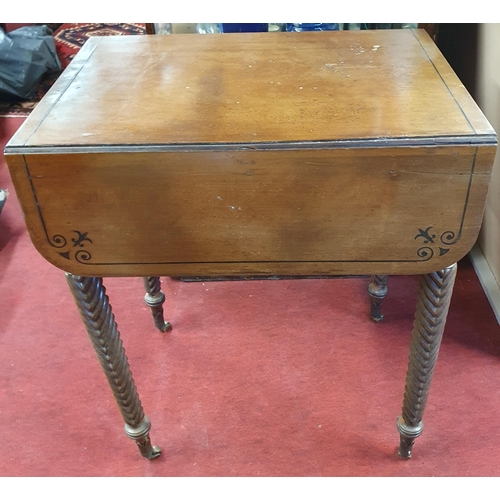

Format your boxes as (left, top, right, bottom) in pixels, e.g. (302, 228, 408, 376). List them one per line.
(2, 115, 500, 479)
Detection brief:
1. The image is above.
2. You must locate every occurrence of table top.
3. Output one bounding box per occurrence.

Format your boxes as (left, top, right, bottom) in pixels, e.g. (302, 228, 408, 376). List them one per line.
(7, 29, 496, 152)
(5, 30, 497, 278)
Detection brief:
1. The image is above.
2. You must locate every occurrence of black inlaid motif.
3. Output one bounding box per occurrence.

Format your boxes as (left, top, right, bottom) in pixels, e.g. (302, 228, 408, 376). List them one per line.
(415, 226, 457, 260)
(71, 231, 93, 248)
(54, 230, 93, 261)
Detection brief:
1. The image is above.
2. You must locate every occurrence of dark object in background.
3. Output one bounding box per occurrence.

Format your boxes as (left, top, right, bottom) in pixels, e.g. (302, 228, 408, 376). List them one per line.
(434, 23, 478, 100)
(222, 23, 269, 33)
(0, 25, 61, 99)
(0, 189, 7, 216)
(286, 23, 340, 32)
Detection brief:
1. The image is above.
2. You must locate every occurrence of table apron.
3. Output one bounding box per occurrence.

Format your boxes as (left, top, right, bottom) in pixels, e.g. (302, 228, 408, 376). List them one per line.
(6, 144, 495, 276)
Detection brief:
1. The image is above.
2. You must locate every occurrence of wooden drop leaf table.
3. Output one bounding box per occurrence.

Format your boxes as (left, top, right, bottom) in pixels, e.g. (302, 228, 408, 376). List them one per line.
(5, 29, 497, 461)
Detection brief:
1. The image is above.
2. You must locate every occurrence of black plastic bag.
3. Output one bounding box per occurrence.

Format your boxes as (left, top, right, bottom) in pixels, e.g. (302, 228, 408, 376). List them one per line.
(0, 189, 7, 216)
(0, 25, 61, 99)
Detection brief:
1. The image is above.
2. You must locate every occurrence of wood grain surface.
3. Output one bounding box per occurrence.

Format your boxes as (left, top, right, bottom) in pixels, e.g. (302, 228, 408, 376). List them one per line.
(7, 144, 495, 276)
(5, 29, 497, 277)
(7, 29, 495, 149)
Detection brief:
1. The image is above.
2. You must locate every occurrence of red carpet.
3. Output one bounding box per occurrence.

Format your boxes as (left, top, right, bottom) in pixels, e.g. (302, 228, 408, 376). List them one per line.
(2, 116, 500, 477)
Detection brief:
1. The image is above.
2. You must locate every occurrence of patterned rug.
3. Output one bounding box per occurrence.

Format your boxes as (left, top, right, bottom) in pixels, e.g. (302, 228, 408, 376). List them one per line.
(54, 23, 146, 69)
(0, 23, 145, 117)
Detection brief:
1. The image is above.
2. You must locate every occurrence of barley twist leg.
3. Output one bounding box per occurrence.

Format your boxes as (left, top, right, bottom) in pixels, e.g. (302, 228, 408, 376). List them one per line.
(368, 275, 388, 322)
(143, 276, 171, 332)
(397, 263, 457, 459)
(66, 273, 161, 460)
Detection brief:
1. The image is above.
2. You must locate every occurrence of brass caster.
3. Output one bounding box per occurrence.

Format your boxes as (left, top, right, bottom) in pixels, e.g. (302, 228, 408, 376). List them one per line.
(125, 417, 161, 461)
(396, 415, 422, 460)
(138, 443, 162, 461)
(398, 437, 414, 460)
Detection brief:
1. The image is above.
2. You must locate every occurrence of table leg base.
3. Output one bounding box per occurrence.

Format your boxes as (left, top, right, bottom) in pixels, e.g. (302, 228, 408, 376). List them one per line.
(396, 263, 457, 459)
(143, 277, 171, 332)
(66, 273, 161, 461)
(396, 415, 423, 459)
(368, 275, 388, 322)
(398, 437, 415, 460)
(137, 442, 162, 460)
(125, 417, 162, 460)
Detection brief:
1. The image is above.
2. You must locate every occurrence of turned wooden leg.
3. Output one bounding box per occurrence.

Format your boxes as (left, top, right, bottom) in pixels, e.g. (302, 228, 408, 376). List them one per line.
(66, 274, 161, 460)
(368, 275, 388, 322)
(143, 276, 171, 332)
(397, 263, 457, 459)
